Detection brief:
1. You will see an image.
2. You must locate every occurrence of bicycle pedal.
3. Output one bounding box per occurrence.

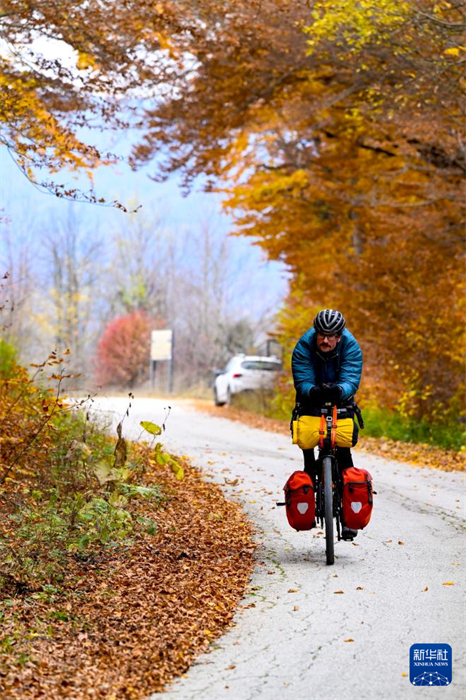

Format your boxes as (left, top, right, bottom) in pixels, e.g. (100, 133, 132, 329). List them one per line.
(341, 528, 358, 541)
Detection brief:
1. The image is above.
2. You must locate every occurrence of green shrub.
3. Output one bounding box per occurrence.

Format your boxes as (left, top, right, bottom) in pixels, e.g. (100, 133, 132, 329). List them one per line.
(77, 497, 133, 547)
(360, 405, 465, 451)
(0, 339, 18, 379)
(0, 404, 165, 590)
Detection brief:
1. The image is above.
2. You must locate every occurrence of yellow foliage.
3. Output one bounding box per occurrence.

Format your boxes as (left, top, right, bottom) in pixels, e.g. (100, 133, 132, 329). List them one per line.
(77, 51, 97, 70)
(306, 0, 410, 52)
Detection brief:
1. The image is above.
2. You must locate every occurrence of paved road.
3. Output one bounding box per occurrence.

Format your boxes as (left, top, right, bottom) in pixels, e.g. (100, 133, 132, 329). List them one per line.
(92, 397, 465, 700)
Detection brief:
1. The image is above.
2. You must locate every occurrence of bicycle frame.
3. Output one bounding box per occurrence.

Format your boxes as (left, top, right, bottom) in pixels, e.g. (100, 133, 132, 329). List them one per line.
(314, 403, 344, 565)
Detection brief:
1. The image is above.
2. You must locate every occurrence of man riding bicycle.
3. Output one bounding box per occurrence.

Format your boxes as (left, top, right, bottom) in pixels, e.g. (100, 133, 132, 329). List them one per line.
(291, 309, 363, 539)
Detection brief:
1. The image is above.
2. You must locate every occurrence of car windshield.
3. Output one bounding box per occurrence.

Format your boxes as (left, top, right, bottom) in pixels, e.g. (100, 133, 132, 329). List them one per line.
(241, 361, 281, 371)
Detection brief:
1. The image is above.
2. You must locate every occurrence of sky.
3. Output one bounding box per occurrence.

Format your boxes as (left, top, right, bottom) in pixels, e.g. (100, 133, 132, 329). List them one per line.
(0, 130, 289, 321)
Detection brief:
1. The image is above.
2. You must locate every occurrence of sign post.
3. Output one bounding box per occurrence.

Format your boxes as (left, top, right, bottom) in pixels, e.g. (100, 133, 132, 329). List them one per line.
(150, 330, 174, 393)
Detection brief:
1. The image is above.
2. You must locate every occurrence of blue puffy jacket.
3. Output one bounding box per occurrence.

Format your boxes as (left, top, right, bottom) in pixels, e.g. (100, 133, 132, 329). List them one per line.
(292, 328, 363, 402)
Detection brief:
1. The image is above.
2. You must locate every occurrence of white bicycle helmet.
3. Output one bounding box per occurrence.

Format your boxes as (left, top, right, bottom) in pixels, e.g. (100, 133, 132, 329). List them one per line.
(313, 309, 346, 335)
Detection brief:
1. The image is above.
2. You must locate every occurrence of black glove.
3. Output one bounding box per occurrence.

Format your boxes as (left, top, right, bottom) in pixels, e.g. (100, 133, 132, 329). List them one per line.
(308, 385, 324, 404)
(321, 383, 342, 404)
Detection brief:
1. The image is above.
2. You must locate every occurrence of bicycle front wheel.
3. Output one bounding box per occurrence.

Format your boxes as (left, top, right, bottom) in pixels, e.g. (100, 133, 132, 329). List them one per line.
(323, 456, 334, 565)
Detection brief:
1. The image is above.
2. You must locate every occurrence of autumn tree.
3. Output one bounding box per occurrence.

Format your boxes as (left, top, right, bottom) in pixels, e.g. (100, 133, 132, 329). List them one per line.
(216, 0, 465, 422)
(0, 0, 186, 199)
(96, 310, 158, 388)
(95, 206, 276, 390)
(3, 0, 464, 423)
(104, 209, 169, 318)
(165, 218, 262, 387)
(128, 0, 466, 422)
(37, 211, 104, 375)
(0, 224, 37, 357)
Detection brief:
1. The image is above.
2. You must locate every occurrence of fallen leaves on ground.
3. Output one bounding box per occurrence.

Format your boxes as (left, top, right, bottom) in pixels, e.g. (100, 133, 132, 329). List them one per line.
(189, 400, 465, 473)
(189, 400, 288, 435)
(0, 448, 255, 700)
(356, 437, 465, 472)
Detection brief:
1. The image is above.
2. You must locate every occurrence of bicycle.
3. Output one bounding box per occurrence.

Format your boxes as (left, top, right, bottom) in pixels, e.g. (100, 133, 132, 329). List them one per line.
(280, 400, 366, 565)
(314, 403, 344, 565)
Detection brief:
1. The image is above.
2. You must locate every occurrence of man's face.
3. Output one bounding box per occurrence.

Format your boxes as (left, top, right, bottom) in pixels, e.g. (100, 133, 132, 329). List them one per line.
(316, 333, 341, 353)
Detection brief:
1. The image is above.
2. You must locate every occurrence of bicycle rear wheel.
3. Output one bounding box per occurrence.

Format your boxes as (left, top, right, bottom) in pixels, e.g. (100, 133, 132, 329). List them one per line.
(323, 456, 334, 565)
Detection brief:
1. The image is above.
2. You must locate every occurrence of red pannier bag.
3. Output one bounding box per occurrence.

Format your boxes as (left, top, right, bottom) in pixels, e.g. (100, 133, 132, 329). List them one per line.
(342, 467, 373, 530)
(283, 471, 316, 531)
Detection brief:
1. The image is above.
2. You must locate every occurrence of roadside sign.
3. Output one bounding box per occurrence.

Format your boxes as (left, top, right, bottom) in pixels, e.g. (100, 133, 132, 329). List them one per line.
(151, 330, 173, 361)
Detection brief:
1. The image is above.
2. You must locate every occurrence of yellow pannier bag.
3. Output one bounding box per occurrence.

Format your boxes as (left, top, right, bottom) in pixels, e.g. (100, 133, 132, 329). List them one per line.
(292, 415, 357, 450)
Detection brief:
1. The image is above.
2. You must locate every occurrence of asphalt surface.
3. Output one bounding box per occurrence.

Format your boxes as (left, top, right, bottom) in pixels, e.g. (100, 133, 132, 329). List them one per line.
(91, 397, 465, 700)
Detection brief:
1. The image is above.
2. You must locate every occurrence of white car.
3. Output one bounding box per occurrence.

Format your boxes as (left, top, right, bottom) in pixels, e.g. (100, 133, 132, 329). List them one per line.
(213, 354, 282, 406)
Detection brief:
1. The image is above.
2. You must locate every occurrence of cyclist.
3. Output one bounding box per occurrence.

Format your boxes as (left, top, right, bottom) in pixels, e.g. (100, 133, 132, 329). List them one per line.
(291, 309, 363, 540)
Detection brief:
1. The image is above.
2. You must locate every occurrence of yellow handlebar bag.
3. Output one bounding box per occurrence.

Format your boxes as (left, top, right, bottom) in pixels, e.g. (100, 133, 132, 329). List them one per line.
(292, 414, 358, 450)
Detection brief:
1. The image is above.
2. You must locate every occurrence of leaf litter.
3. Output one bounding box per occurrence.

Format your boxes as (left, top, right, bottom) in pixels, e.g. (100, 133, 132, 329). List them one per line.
(0, 448, 255, 699)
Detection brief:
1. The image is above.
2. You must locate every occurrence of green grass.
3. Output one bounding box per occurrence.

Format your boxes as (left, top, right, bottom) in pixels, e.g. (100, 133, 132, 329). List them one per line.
(357, 406, 465, 452)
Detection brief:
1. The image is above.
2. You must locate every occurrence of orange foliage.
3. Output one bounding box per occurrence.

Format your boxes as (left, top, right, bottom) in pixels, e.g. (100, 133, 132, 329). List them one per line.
(0, 353, 67, 484)
(3, 1, 465, 420)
